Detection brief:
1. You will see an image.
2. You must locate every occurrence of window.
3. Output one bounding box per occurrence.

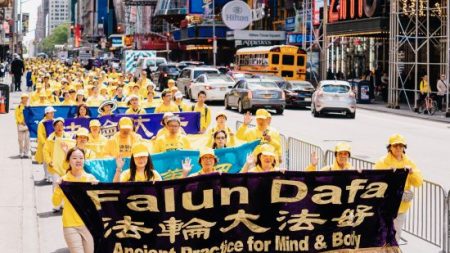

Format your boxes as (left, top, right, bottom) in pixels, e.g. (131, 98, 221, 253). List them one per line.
(271, 54, 279, 64)
(297, 56, 305, 66)
(196, 76, 205, 83)
(282, 55, 294, 65)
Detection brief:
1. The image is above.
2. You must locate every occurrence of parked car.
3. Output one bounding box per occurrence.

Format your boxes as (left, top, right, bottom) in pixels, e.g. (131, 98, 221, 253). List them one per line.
(176, 67, 220, 98)
(217, 66, 230, 74)
(311, 80, 356, 118)
(152, 64, 180, 91)
(177, 61, 205, 70)
(224, 78, 286, 114)
(189, 73, 235, 101)
(227, 71, 255, 81)
(251, 74, 289, 88)
(280, 80, 315, 108)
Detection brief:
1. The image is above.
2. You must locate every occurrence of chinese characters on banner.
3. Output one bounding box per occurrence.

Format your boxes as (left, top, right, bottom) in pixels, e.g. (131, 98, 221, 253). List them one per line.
(61, 170, 407, 253)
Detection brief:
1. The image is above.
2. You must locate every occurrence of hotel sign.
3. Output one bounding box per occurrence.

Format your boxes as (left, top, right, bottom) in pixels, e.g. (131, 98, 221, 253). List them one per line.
(328, 0, 384, 23)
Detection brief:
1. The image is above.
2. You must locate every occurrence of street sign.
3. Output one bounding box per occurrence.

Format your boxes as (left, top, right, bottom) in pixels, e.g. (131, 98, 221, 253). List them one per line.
(221, 0, 252, 30)
(124, 0, 157, 5)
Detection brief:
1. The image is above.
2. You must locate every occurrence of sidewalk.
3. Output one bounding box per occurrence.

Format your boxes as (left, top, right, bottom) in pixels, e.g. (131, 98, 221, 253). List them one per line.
(0, 91, 40, 253)
(356, 101, 450, 123)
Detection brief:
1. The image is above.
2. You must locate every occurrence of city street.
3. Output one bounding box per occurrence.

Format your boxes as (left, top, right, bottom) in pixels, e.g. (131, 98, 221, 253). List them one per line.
(0, 90, 447, 252)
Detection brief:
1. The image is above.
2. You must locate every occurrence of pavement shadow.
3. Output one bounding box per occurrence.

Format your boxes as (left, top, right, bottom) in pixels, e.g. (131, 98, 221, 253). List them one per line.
(287, 107, 310, 111)
(34, 180, 52, 187)
(8, 155, 23, 159)
(37, 211, 61, 218)
(52, 248, 69, 253)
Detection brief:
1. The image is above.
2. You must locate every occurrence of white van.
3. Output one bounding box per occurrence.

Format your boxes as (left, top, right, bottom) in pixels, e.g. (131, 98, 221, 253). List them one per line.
(143, 57, 167, 72)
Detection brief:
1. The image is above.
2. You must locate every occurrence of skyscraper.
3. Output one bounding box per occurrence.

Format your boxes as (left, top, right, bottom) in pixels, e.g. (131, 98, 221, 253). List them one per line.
(48, 0, 69, 35)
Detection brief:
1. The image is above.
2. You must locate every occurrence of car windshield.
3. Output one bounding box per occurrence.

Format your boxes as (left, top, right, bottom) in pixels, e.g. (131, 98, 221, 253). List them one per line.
(156, 59, 166, 65)
(164, 66, 179, 73)
(248, 82, 279, 89)
(290, 82, 313, 89)
(194, 70, 219, 79)
(207, 75, 234, 82)
(259, 76, 285, 82)
(321, 84, 350, 93)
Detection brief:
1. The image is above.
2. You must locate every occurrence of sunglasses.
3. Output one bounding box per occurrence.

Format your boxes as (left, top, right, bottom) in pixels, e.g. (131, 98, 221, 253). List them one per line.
(215, 136, 226, 140)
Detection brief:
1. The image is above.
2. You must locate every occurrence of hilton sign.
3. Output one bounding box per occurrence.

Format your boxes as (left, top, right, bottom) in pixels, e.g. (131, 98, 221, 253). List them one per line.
(329, 0, 384, 23)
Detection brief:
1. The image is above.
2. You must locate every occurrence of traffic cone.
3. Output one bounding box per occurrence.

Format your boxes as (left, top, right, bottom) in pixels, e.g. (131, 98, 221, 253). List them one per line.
(0, 96, 5, 114)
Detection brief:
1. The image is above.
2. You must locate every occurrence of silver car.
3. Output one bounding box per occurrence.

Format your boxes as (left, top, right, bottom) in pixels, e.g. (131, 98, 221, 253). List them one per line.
(311, 80, 356, 118)
(224, 79, 286, 114)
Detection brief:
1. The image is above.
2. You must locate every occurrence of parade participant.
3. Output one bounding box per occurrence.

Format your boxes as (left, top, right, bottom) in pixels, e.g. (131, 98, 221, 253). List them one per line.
(61, 128, 96, 159)
(75, 104, 90, 118)
(113, 86, 126, 103)
(155, 90, 179, 113)
(241, 144, 281, 173)
(191, 91, 211, 134)
(30, 83, 43, 103)
(142, 89, 157, 108)
(75, 90, 85, 105)
(85, 86, 103, 106)
(69, 88, 77, 102)
(182, 147, 218, 177)
(86, 120, 107, 158)
(374, 134, 423, 242)
(170, 86, 179, 97)
(43, 117, 73, 202)
(237, 110, 281, 159)
(99, 86, 109, 99)
(47, 89, 60, 104)
(36, 106, 56, 182)
(15, 93, 30, 158)
(140, 83, 155, 101)
(113, 143, 162, 182)
(52, 147, 96, 253)
(61, 91, 75, 105)
(125, 95, 146, 114)
(306, 142, 353, 171)
(174, 91, 190, 112)
(206, 111, 235, 148)
(211, 130, 229, 149)
(98, 100, 118, 116)
(104, 117, 142, 157)
(167, 79, 176, 90)
(153, 116, 191, 153)
(33, 92, 48, 106)
(155, 112, 182, 138)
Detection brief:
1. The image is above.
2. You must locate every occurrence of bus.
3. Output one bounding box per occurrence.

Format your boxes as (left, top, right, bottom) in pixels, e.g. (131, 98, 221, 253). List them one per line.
(234, 45, 307, 80)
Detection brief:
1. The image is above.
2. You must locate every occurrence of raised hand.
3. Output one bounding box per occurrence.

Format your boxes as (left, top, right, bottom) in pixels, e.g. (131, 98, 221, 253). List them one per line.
(182, 157, 193, 177)
(115, 155, 125, 172)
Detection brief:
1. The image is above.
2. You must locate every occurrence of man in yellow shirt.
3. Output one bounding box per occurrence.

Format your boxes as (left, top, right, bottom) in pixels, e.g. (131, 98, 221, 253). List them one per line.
(174, 91, 190, 112)
(61, 91, 75, 105)
(86, 120, 108, 158)
(191, 91, 211, 133)
(104, 117, 142, 157)
(153, 116, 191, 153)
(155, 90, 180, 113)
(374, 134, 423, 242)
(15, 93, 30, 158)
(125, 95, 146, 114)
(236, 109, 282, 160)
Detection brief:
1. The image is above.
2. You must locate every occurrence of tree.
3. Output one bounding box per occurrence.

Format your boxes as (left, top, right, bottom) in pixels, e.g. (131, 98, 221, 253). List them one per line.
(39, 23, 69, 55)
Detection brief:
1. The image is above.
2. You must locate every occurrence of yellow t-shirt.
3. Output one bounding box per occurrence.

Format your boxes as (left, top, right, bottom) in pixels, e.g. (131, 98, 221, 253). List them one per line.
(155, 102, 180, 113)
(52, 171, 97, 227)
(191, 104, 211, 131)
(15, 104, 25, 125)
(125, 107, 146, 115)
(86, 134, 108, 158)
(249, 165, 277, 173)
(152, 134, 191, 153)
(104, 133, 142, 157)
(119, 169, 162, 182)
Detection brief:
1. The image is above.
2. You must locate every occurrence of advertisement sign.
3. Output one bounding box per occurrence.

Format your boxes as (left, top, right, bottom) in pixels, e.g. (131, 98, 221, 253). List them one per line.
(313, 0, 324, 25)
(110, 35, 124, 48)
(221, 0, 252, 30)
(287, 33, 313, 45)
(329, 0, 385, 23)
(285, 17, 295, 31)
(235, 40, 274, 47)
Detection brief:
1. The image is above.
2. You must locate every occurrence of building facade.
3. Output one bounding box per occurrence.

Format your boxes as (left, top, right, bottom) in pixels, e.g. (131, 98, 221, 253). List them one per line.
(48, 0, 69, 34)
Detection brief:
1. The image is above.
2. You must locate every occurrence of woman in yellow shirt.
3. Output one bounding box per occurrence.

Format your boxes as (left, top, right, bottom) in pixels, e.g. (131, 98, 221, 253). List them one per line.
(86, 120, 107, 158)
(113, 143, 162, 182)
(181, 147, 218, 177)
(374, 134, 423, 242)
(242, 144, 281, 173)
(206, 111, 236, 148)
(305, 143, 353, 171)
(52, 147, 97, 253)
(98, 100, 118, 117)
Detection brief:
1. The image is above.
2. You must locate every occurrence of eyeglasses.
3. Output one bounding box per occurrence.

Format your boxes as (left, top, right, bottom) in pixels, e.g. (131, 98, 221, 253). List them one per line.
(215, 136, 226, 140)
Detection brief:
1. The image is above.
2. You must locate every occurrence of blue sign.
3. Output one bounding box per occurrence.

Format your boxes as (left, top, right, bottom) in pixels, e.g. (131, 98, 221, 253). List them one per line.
(285, 17, 295, 31)
(111, 36, 123, 47)
(287, 33, 313, 44)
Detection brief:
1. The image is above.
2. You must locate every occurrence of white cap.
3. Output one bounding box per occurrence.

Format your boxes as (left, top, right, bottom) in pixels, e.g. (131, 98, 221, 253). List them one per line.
(174, 91, 183, 99)
(44, 106, 56, 114)
(76, 90, 84, 96)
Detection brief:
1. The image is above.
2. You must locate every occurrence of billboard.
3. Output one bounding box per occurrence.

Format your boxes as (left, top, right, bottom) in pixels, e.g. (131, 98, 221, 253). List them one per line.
(328, 0, 385, 23)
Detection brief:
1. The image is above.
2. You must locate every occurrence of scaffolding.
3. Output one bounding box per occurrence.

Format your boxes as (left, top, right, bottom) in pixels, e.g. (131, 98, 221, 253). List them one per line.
(388, 0, 448, 112)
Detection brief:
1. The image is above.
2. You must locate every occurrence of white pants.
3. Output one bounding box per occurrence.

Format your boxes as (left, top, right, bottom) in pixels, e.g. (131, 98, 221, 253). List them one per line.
(43, 163, 51, 181)
(394, 213, 406, 242)
(63, 226, 94, 253)
(17, 128, 30, 155)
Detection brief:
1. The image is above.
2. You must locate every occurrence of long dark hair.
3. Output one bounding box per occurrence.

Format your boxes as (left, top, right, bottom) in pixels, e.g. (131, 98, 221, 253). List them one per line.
(76, 104, 90, 118)
(255, 153, 276, 168)
(212, 130, 227, 149)
(129, 154, 155, 181)
(65, 147, 85, 172)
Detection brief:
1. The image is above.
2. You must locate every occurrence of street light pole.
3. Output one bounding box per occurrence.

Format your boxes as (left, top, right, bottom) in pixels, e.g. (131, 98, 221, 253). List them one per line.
(212, 0, 216, 67)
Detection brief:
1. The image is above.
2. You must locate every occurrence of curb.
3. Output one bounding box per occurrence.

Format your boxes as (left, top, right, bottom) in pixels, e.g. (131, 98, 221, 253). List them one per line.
(21, 158, 40, 253)
(356, 105, 450, 124)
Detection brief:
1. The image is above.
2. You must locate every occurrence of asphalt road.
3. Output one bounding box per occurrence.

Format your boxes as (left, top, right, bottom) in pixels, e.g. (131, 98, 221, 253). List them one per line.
(207, 103, 450, 190)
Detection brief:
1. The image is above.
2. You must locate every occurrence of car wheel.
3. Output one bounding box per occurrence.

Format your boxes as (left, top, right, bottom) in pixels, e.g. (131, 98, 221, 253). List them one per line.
(312, 105, 320, 117)
(224, 96, 231, 110)
(238, 99, 244, 114)
(348, 111, 356, 119)
(276, 108, 284, 115)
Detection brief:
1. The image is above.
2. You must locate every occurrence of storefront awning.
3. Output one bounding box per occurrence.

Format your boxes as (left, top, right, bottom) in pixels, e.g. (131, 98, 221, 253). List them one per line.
(327, 17, 389, 37)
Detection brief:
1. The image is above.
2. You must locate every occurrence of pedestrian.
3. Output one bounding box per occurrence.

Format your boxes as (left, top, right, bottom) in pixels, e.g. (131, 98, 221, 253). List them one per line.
(10, 54, 25, 92)
(416, 75, 431, 112)
(374, 134, 423, 243)
(381, 72, 389, 102)
(15, 93, 30, 158)
(52, 147, 96, 253)
(306, 142, 353, 171)
(113, 143, 162, 182)
(436, 74, 448, 112)
(25, 67, 33, 91)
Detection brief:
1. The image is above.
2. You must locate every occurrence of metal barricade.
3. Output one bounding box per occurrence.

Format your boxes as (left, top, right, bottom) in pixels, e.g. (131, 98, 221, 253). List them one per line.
(324, 150, 375, 170)
(402, 180, 448, 250)
(287, 137, 325, 171)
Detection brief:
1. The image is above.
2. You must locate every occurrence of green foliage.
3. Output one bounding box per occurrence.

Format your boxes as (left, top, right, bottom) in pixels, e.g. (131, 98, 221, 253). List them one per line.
(39, 23, 69, 55)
